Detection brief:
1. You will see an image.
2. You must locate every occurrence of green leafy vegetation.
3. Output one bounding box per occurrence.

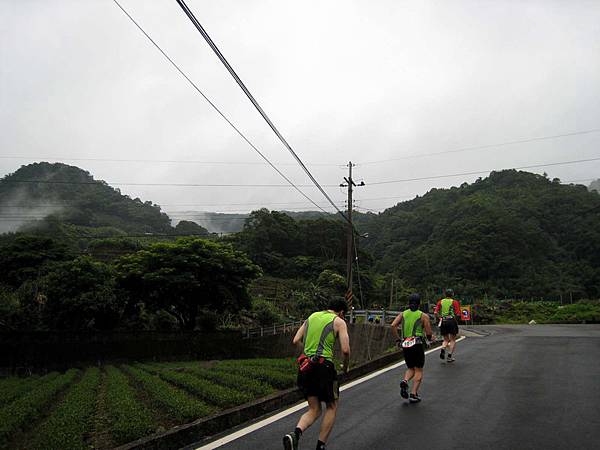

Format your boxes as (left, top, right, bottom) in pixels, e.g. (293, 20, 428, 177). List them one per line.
(139, 365, 254, 408)
(476, 301, 600, 324)
(104, 366, 156, 445)
(0, 369, 79, 447)
(28, 368, 101, 450)
(121, 365, 213, 422)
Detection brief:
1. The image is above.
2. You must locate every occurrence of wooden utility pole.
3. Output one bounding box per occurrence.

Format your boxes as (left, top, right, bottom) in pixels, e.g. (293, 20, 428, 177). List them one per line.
(341, 161, 364, 308)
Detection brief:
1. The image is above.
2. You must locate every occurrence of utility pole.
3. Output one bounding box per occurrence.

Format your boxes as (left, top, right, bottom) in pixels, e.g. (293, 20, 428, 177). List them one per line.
(340, 161, 364, 309)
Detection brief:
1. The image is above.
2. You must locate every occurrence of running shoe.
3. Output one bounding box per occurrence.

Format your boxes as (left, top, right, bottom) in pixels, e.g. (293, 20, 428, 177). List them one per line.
(400, 379, 409, 399)
(409, 393, 421, 403)
(283, 432, 298, 450)
(439, 348, 445, 360)
(447, 355, 455, 363)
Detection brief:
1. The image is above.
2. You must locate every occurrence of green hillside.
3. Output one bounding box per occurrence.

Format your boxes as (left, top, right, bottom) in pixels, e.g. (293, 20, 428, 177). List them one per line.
(0, 162, 207, 237)
(359, 170, 600, 299)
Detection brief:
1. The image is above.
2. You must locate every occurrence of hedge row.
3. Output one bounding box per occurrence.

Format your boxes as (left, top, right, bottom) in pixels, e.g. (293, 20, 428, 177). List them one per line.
(216, 358, 296, 371)
(121, 365, 212, 423)
(140, 365, 253, 409)
(28, 367, 101, 450)
(213, 365, 296, 390)
(105, 366, 156, 445)
(184, 366, 274, 398)
(0, 373, 57, 407)
(0, 369, 79, 447)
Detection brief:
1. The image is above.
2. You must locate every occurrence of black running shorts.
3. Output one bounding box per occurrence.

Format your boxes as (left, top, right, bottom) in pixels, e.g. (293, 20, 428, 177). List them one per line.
(403, 343, 425, 369)
(440, 317, 459, 336)
(297, 360, 339, 403)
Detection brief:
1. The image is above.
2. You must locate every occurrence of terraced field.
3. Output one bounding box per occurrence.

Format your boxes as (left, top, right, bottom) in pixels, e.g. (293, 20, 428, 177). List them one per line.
(0, 358, 296, 450)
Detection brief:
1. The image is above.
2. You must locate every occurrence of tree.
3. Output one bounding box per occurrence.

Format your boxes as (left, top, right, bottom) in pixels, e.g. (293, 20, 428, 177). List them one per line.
(39, 256, 121, 330)
(0, 235, 73, 288)
(114, 238, 261, 330)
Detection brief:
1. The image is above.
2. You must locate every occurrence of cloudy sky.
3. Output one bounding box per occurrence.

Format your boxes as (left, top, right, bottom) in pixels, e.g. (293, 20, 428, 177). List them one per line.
(1, 0, 599, 218)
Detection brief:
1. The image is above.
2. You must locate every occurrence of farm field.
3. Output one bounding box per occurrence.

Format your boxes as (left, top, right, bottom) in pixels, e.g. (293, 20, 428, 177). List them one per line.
(0, 358, 296, 450)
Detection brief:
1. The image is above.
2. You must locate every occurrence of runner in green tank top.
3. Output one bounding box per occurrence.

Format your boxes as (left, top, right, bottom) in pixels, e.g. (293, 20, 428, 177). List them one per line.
(283, 299, 350, 450)
(434, 288, 461, 362)
(391, 293, 433, 403)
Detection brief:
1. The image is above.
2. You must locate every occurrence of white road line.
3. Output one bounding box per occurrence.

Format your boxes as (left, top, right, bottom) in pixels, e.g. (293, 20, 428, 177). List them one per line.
(197, 336, 466, 449)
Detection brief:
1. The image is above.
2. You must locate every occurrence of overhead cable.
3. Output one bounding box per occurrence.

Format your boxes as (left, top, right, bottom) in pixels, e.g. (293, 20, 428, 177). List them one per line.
(368, 157, 600, 186)
(111, 0, 328, 215)
(173, 0, 349, 223)
(360, 128, 600, 165)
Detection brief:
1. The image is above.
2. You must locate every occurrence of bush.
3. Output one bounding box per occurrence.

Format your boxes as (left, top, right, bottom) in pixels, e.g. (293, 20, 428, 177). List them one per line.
(121, 365, 211, 423)
(0, 369, 79, 447)
(213, 365, 296, 390)
(0, 374, 51, 407)
(105, 366, 156, 445)
(183, 367, 274, 398)
(28, 368, 101, 450)
(140, 365, 253, 408)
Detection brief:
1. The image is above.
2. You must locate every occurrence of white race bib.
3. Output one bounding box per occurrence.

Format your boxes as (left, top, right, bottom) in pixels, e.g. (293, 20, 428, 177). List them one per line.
(402, 337, 417, 348)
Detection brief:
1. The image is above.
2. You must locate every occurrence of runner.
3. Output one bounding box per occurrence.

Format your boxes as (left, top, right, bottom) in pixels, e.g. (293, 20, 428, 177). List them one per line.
(283, 299, 350, 450)
(391, 293, 433, 403)
(434, 288, 461, 362)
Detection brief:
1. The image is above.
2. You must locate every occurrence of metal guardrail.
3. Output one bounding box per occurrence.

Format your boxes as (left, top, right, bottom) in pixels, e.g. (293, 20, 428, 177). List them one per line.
(243, 309, 441, 338)
(243, 320, 303, 339)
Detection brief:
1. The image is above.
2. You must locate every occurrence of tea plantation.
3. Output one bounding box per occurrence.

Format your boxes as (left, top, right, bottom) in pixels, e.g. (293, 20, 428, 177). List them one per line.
(0, 358, 296, 449)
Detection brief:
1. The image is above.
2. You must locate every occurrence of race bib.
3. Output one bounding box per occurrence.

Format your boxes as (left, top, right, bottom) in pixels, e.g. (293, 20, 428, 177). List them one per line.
(402, 337, 417, 348)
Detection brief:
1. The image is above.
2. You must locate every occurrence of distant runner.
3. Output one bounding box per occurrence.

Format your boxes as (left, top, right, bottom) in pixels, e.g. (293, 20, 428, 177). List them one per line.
(391, 293, 433, 403)
(283, 299, 350, 450)
(434, 288, 461, 362)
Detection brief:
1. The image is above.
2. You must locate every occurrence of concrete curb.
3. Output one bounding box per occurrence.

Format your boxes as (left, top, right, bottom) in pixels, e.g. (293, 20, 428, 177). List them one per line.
(115, 350, 407, 450)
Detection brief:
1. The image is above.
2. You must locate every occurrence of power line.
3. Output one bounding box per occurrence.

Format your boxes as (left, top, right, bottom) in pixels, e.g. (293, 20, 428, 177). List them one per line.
(4, 157, 597, 188)
(173, 0, 349, 223)
(0, 155, 344, 167)
(111, 0, 329, 215)
(368, 157, 600, 186)
(359, 128, 600, 165)
(0, 179, 335, 188)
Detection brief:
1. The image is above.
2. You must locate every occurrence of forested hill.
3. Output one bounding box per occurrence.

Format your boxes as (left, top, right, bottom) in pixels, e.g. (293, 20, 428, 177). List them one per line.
(0, 162, 176, 235)
(359, 170, 600, 298)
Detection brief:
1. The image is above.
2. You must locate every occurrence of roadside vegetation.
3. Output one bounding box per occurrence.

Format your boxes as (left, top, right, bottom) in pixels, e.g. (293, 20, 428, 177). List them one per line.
(0, 358, 294, 449)
(473, 301, 600, 324)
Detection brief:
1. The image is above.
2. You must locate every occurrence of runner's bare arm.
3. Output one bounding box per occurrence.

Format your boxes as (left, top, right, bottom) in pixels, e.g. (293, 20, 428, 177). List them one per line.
(422, 313, 433, 340)
(390, 313, 403, 341)
(335, 317, 351, 372)
(292, 320, 306, 345)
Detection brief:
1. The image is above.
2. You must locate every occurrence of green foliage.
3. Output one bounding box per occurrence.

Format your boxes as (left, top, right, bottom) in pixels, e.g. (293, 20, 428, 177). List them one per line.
(40, 256, 122, 330)
(104, 366, 156, 445)
(121, 365, 212, 422)
(485, 301, 600, 324)
(0, 374, 48, 407)
(0, 162, 172, 234)
(28, 368, 101, 450)
(0, 369, 79, 447)
(182, 366, 274, 398)
(115, 238, 261, 330)
(213, 364, 296, 390)
(174, 220, 210, 236)
(361, 170, 600, 299)
(0, 235, 72, 288)
(140, 365, 254, 408)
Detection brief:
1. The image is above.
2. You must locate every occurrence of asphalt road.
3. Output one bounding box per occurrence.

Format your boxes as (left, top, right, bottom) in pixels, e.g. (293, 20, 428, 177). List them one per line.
(198, 325, 600, 450)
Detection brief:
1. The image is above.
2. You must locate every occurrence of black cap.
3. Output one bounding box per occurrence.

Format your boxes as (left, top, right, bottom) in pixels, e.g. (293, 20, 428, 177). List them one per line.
(445, 288, 454, 297)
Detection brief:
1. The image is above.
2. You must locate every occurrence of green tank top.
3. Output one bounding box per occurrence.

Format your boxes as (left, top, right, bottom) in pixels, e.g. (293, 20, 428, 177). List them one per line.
(304, 311, 337, 361)
(441, 298, 455, 317)
(402, 309, 423, 338)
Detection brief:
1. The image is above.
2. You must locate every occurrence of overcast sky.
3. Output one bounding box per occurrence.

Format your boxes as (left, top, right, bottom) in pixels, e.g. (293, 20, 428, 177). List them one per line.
(1, 0, 599, 218)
